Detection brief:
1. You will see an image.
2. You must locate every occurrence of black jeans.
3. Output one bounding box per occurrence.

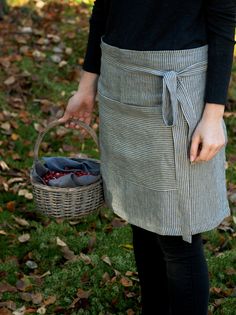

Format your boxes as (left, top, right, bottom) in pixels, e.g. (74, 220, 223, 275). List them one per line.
(131, 224, 210, 315)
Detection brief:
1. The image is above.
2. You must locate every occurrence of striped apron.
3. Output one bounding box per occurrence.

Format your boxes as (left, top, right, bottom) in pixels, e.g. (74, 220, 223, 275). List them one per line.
(97, 37, 231, 243)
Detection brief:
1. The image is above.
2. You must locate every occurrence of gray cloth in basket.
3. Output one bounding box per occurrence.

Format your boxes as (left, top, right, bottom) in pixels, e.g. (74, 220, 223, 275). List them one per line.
(31, 157, 100, 188)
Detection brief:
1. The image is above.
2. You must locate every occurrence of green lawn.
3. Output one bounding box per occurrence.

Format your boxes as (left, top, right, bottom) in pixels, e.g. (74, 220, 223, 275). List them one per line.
(0, 1, 236, 314)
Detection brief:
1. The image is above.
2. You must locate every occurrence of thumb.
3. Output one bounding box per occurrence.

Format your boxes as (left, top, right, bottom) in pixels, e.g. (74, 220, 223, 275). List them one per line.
(189, 134, 201, 162)
(58, 111, 71, 123)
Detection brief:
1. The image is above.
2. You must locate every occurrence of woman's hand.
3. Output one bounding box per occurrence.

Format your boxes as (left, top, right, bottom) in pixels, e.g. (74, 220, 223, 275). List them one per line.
(58, 71, 99, 136)
(189, 103, 227, 163)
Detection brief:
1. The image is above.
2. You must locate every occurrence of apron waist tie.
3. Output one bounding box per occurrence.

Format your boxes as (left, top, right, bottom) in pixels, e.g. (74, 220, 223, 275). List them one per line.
(102, 54, 208, 144)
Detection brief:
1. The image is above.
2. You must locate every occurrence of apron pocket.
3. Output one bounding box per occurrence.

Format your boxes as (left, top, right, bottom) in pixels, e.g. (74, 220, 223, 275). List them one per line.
(97, 91, 178, 191)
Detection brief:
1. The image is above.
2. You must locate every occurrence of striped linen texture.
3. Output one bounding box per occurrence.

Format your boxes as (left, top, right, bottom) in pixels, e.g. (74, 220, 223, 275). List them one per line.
(97, 37, 231, 243)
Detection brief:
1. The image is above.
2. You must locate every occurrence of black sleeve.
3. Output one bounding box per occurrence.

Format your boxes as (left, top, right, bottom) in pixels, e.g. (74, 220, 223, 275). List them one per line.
(82, 0, 108, 74)
(204, 0, 236, 106)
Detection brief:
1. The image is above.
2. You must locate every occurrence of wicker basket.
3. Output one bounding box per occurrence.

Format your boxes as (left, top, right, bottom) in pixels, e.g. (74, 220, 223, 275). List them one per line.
(30, 119, 105, 219)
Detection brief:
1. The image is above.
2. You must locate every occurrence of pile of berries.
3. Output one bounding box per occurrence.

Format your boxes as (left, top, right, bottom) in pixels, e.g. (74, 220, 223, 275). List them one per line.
(42, 170, 91, 185)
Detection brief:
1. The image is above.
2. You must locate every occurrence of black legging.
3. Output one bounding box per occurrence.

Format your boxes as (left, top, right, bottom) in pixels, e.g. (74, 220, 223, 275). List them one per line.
(131, 224, 210, 315)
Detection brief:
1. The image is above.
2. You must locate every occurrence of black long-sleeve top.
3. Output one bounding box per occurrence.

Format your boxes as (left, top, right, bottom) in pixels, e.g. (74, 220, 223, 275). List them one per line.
(82, 0, 236, 106)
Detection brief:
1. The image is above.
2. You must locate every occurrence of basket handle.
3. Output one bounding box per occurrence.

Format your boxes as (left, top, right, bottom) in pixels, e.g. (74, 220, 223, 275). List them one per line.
(33, 119, 99, 163)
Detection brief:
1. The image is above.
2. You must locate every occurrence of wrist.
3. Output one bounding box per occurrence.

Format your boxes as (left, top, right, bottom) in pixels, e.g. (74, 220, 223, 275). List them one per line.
(78, 70, 99, 93)
(202, 103, 225, 121)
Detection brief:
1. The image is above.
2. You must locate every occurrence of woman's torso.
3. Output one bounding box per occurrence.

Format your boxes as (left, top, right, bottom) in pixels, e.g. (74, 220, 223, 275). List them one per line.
(102, 0, 207, 50)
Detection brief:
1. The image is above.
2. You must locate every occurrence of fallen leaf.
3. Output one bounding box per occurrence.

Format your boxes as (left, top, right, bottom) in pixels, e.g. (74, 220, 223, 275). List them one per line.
(0, 230, 7, 236)
(111, 217, 127, 227)
(120, 276, 133, 287)
(25, 260, 38, 269)
(113, 269, 121, 277)
(0, 160, 10, 170)
(225, 267, 236, 275)
(0, 301, 16, 311)
(0, 282, 17, 293)
(19, 292, 32, 302)
(119, 244, 133, 250)
(50, 55, 61, 63)
(11, 133, 19, 141)
(77, 288, 92, 299)
(31, 292, 43, 305)
(0, 308, 13, 315)
(20, 27, 32, 34)
(125, 271, 137, 277)
(18, 234, 30, 243)
(127, 309, 135, 315)
(61, 246, 77, 261)
(1, 122, 11, 131)
(18, 189, 33, 200)
(43, 295, 56, 306)
(56, 237, 67, 247)
(12, 306, 26, 315)
(101, 255, 112, 266)
(6, 201, 16, 211)
(79, 252, 92, 265)
(33, 123, 43, 132)
(12, 216, 30, 227)
(101, 272, 110, 284)
(36, 306, 46, 314)
(4, 76, 16, 86)
(16, 276, 32, 292)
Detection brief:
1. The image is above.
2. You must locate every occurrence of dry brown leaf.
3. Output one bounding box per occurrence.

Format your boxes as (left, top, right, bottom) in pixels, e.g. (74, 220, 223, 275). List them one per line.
(33, 123, 44, 132)
(1, 122, 11, 131)
(18, 189, 33, 200)
(19, 292, 32, 302)
(56, 237, 67, 247)
(4, 76, 16, 86)
(0, 301, 16, 311)
(16, 278, 32, 292)
(12, 305, 26, 315)
(0, 160, 10, 170)
(0, 230, 8, 236)
(7, 178, 24, 185)
(0, 282, 17, 293)
(79, 252, 92, 265)
(11, 133, 19, 141)
(18, 233, 30, 243)
(76, 288, 92, 299)
(32, 292, 43, 305)
(12, 216, 30, 227)
(61, 246, 77, 261)
(125, 271, 136, 277)
(120, 276, 133, 287)
(114, 269, 121, 277)
(36, 306, 46, 314)
(225, 267, 236, 275)
(101, 272, 110, 284)
(43, 295, 56, 306)
(0, 307, 13, 315)
(101, 255, 112, 266)
(111, 217, 127, 227)
(38, 271, 51, 278)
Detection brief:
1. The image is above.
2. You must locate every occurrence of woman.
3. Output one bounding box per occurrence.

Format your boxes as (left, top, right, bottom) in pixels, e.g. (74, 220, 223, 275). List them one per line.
(59, 1, 236, 314)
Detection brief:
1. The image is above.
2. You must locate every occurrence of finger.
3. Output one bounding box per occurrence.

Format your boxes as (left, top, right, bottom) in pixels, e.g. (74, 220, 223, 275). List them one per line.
(58, 112, 71, 123)
(84, 115, 92, 126)
(194, 142, 210, 162)
(204, 145, 222, 161)
(189, 135, 201, 162)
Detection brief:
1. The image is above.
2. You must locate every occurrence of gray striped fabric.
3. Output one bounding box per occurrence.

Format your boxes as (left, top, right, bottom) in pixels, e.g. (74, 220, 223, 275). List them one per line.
(97, 37, 231, 243)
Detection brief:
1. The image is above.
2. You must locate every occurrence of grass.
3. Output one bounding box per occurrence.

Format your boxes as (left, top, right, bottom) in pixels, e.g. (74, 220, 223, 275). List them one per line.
(0, 1, 236, 314)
